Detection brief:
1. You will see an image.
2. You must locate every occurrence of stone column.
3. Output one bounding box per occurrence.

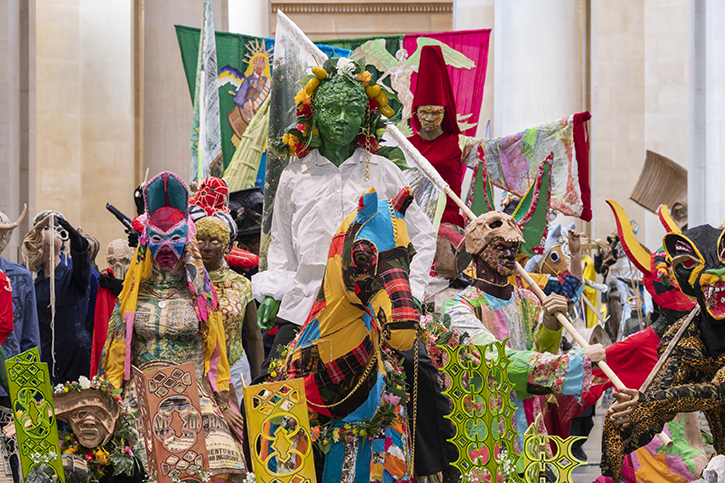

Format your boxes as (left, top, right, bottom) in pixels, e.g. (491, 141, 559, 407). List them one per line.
(0, 0, 35, 262)
(493, 0, 582, 137)
(78, 0, 135, 259)
(228, 0, 269, 37)
(689, 0, 725, 227)
(590, 0, 646, 240)
(642, 0, 688, 249)
(35, 0, 135, 268)
(141, 0, 226, 181)
(452, 0, 494, 138)
(688, 0, 706, 226)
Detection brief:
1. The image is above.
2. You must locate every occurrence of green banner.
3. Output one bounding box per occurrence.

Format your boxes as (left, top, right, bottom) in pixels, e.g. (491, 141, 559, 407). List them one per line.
(176, 25, 274, 172)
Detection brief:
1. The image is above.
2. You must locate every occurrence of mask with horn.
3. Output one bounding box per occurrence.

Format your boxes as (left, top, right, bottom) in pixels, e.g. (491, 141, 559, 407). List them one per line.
(0, 204, 27, 255)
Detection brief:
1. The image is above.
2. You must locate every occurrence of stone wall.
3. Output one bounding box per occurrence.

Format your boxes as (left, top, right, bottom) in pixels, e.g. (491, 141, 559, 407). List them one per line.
(270, 0, 452, 40)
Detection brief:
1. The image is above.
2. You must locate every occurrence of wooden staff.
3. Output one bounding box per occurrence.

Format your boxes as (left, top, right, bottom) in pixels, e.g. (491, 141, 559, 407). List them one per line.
(387, 125, 672, 442)
(640, 306, 699, 393)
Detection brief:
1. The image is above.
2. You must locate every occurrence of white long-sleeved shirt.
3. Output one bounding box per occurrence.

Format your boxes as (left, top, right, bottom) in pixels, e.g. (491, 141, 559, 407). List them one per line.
(252, 148, 436, 326)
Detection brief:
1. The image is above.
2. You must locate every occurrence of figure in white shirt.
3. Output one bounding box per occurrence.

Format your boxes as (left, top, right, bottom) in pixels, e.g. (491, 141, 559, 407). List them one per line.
(252, 58, 459, 480)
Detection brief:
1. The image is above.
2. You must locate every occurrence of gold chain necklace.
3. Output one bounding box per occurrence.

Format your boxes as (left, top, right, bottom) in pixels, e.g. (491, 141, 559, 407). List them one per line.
(364, 148, 371, 182)
(387, 201, 399, 243)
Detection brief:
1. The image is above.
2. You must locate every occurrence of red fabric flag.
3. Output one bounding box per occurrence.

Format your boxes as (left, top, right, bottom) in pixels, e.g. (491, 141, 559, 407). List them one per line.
(405, 29, 491, 137)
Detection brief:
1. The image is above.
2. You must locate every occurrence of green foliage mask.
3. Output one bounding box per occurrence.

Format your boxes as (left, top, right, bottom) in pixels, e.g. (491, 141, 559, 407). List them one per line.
(313, 75, 367, 151)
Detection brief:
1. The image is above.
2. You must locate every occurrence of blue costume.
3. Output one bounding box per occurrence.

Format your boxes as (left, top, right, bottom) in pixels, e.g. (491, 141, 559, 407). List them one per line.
(35, 243, 92, 385)
(0, 258, 40, 391)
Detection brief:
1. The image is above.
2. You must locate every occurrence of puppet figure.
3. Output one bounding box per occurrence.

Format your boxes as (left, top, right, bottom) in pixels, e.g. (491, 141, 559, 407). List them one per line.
(100, 171, 248, 480)
(253, 56, 460, 480)
(195, 215, 262, 389)
(442, 212, 605, 448)
(524, 224, 585, 304)
(54, 377, 143, 483)
(407, 45, 480, 227)
(602, 224, 725, 481)
(23, 211, 92, 385)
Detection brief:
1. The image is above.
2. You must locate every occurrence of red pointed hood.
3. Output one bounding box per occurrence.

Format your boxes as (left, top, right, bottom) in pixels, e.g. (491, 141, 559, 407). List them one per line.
(412, 45, 460, 135)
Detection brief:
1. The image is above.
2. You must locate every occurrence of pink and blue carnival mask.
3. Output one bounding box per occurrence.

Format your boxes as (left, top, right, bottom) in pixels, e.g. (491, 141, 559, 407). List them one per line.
(142, 172, 195, 270)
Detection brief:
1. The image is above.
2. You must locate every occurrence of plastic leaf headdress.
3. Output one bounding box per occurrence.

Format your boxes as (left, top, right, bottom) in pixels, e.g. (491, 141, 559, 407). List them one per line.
(278, 56, 394, 159)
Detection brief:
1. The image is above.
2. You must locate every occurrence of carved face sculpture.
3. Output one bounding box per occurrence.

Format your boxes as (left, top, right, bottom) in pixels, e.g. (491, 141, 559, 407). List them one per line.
(54, 391, 119, 448)
(465, 212, 524, 257)
(313, 75, 367, 149)
(416, 105, 445, 133)
(106, 238, 134, 280)
(478, 237, 520, 277)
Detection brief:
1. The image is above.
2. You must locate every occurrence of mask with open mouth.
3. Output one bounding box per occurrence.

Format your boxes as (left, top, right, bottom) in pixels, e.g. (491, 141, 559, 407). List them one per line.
(664, 224, 725, 356)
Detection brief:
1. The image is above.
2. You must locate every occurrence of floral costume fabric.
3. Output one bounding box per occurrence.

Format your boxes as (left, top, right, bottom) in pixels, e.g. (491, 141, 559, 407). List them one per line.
(442, 285, 591, 449)
(208, 261, 253, 390)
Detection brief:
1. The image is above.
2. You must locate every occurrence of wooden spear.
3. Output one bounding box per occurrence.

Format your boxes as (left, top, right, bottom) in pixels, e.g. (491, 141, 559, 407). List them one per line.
(388, 125, 672, 444)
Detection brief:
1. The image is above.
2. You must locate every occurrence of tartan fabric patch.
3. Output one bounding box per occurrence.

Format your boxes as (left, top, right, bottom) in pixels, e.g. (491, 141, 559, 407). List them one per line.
(287, 343, 322, 379)
(379, 268, 418, 321)
(314, 336, 374, 388)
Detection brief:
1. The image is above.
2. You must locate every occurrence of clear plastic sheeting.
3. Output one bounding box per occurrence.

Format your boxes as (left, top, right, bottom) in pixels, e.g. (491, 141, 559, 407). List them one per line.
(259, 11, 328, 270)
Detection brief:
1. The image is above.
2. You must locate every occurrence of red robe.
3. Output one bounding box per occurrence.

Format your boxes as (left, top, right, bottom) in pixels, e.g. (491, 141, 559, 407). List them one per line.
(409, 131, 464, 227)
(90, 268, 118, 377)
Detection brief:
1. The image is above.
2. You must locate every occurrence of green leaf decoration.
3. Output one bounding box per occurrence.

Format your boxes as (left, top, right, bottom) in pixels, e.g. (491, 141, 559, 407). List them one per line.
(297, 74, 316, 85)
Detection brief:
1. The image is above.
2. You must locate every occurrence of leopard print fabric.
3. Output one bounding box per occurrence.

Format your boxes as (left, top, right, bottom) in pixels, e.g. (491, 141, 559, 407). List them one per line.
(601, 314, 725, 481)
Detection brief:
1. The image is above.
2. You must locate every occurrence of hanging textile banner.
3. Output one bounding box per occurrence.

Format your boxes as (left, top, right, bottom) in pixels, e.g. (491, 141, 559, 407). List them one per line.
(189, 0, 222, 182)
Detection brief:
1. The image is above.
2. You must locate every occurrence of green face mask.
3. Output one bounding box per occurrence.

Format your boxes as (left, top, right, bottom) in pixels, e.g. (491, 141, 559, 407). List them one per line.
(313, 76, 367, 166)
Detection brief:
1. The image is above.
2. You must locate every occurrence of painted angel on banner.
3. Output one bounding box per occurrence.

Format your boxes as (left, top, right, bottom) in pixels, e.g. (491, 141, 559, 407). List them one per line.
(350, 37, 475, 122)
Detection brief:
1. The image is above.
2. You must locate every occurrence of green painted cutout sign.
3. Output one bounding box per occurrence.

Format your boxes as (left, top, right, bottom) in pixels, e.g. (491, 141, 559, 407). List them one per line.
(523, 429, 586, 482)
(5, 348, 64, 482)
(441, 341, 521, 482)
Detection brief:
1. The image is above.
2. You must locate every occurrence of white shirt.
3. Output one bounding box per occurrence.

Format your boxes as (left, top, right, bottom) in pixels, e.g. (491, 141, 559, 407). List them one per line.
(252, 148, 436, 326)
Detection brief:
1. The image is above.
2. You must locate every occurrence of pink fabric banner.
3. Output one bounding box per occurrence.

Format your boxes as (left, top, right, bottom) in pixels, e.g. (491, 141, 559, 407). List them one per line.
(405, 29, 491, 137)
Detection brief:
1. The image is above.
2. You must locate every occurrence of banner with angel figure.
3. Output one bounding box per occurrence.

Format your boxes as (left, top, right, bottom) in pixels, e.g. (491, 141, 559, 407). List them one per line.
(175, 27, 348, 180)
(322, 30, 491, 136)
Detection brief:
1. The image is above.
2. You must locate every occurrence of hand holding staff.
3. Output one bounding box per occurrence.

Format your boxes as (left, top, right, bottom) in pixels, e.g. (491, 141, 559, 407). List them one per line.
(388, 124, 673, 444)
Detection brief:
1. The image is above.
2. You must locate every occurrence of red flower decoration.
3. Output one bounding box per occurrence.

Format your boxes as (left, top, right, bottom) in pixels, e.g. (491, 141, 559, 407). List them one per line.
(367, 97, 379, 114)
(296, 144, 311, 158)
(296, 123, 309, 136)
(296, 103, 313, 119)
(356, 135, 380, 154)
